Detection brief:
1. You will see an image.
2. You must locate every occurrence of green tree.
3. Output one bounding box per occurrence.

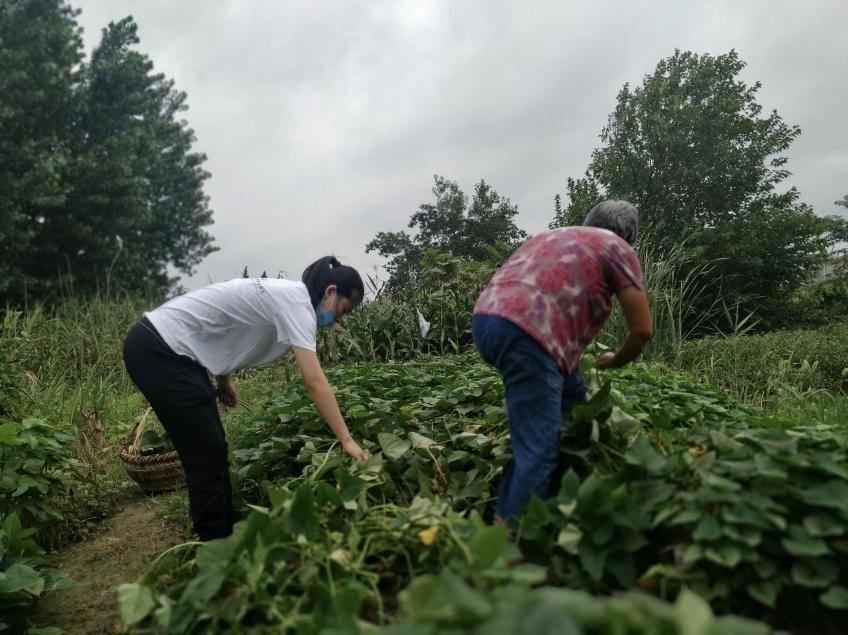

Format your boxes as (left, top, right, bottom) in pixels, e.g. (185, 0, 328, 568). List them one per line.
(549, 175, 601, 229)
(367, 175, 526, 288)
(23, 16, 216, 300)
(0, 4, 215, 304)
(557, 49, 831, 325)
(0, 0, 83, 301)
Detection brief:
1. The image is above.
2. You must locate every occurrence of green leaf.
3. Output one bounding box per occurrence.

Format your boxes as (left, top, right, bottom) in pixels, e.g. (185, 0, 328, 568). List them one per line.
(118, 583, 155, 626)
(521, 496, 553, 527)
(682, 544, 703, 564)
(571, 382, 612, 422)
(506, 563, 548, 585)
(0, 563, 44, 596)
(803, 513, 846, 538)
(821, 585, 848, 609)
(557, 524, 582, 555)
(606, 554, 636, 588)
(399, 571, 490, 622)
(693, 514, 721, 541)
(559, 469, 580, 503)
(315, 481, 342, 507)
(704, 543, 743, 568)
(195, 537, 237, 574)
(791, 558, 838, 588)
(409, 431, 438, 450)
(578, 539, 607, 581)
(747, 579, 780, 607)
(288, 483, 320, 539)
(802, 480, 848, 511)
(782, 525, 831, 557)
(625, 436, 666, 473)
(0, 422, 22, 445)
(468, 524, 508, 570)
(722, 524, 761, 547)
(336, 470, 367, 502)
(674, 588, 713, 635)
(753, 558, 777, 579)
(378, 432, 411, 461)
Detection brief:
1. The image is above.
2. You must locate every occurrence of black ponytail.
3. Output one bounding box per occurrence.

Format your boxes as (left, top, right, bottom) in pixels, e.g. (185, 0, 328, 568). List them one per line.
(302, 256, 365, 308)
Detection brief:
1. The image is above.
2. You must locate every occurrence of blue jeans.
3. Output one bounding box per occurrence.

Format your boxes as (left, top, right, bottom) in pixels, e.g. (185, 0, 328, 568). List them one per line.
(472, 314, 587, 522)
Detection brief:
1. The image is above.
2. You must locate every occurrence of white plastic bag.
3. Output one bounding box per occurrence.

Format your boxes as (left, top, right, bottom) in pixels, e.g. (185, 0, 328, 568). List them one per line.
(417, 310, 431, 338)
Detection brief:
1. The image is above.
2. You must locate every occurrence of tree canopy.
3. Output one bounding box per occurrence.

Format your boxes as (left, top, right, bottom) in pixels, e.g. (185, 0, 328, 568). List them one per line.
(552, 49, 837, 325)
(367, 175, 527, 289)
(0, 1, 215, 304)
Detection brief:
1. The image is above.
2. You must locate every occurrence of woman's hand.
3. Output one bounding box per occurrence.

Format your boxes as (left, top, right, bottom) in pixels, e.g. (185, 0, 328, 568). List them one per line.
(216, 375, 238, 408)
(596, 352, 617, 369)
(292, 347, 370, 460)
(341, 436, 370, 461)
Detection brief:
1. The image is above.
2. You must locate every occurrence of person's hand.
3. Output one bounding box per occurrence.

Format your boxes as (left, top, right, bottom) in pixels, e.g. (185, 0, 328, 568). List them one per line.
(596, 352, 617, 370)
(217, 381, 238, 408)
(341, 436, 369, 460)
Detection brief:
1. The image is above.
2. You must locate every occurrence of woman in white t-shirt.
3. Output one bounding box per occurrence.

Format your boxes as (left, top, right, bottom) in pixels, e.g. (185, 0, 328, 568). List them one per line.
(122, 256, 368, 540)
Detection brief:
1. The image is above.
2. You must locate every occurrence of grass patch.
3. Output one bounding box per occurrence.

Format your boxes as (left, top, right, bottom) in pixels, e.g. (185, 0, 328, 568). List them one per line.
(673, 323, 848, 399)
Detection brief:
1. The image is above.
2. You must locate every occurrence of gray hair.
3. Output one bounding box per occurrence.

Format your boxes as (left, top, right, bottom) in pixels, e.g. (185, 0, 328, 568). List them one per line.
(583, 200, 639, 245)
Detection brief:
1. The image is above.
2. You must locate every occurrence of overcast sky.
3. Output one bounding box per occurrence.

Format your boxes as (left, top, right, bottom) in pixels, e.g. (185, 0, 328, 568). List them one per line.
(73, 1, 848, 290)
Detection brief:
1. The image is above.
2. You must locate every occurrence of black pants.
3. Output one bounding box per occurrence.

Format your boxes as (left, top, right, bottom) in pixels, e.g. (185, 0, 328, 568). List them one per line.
(123, 318, 235, 540)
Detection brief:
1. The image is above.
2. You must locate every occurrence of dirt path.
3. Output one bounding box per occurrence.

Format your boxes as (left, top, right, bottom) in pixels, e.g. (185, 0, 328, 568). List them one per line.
(31, 492, 188, 635)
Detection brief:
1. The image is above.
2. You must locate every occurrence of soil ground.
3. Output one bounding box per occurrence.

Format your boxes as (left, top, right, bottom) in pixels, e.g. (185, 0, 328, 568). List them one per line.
(29, 491, 187, 635)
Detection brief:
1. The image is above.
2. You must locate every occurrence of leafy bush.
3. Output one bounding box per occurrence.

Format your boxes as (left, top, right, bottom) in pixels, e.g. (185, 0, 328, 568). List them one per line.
(675, 323, 848, 397)
(0, 419, 74, 526)
(121, 354, 848, 632)
(118, 478, 771, 635)
(320, 251, 493, 364)
(382, 577, 769, 635)
(0, 512, 70, 630)
(784, 279, 848, 328)
(0, 299, 147, 548)
(0, 299, 140, 394)
(515, 362, 848, 631)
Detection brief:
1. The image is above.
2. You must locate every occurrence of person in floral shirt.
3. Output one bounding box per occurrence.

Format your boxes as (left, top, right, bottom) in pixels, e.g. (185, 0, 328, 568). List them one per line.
(473, 200, 653, 522)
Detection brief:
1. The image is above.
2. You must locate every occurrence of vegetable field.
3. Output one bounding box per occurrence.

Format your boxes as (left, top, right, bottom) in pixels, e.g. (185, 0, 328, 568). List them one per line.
(114, 352, 848, 634)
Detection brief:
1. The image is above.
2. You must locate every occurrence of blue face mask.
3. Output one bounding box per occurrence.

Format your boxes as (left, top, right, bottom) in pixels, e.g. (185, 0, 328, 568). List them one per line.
(316, 306, 335, 328)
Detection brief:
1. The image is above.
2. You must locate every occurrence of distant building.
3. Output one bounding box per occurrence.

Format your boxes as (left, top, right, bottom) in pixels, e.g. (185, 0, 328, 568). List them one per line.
(814, 254, 847, 283)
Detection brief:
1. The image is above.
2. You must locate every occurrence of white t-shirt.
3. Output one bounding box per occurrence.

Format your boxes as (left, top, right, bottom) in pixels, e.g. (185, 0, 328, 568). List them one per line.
(144, 278, 317, 376)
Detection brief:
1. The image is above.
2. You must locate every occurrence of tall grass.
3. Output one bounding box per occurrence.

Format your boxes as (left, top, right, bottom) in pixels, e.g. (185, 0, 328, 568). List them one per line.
(674, 323, 848, 399)
(319, 251, 493, 364)
(0, 296, 144, 427)
(590, 243, 722, 362)
(0, 295, 152, 544)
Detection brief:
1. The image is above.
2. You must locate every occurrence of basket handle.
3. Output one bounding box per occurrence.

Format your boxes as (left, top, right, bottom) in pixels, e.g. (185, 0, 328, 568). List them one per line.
(123, 407, 152, 454)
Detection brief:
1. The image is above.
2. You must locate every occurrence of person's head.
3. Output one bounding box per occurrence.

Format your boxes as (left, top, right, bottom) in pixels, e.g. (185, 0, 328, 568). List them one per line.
(583, 200, 639, 245)
(301, 256, 364, 325)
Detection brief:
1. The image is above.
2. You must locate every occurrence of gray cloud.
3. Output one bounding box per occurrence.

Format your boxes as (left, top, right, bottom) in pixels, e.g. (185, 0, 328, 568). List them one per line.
(73, 0, 848, 289)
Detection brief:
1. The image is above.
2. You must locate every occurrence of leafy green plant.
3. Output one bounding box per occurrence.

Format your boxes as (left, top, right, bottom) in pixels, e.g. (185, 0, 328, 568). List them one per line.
(675, 323, 848, 398)
(383, 577, 770, 635)
(140, 425, 175, 455)
(518, 362, 848, 630)
(0, 512, 71, 631)
(785, 279, 848, 328)
(120, 353, 848, 632)
(319, 251, 493, 364)
(0, 419, 74, 526)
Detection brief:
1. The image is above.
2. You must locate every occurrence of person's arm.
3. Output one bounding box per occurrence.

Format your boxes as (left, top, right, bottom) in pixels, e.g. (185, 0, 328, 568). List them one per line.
(216, 373, 238, 407)
(597, 285, 653, 369)
(291, 346, 369, 460)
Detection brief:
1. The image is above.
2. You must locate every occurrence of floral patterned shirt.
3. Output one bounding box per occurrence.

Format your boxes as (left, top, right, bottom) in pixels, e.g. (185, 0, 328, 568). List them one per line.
(474, 227, 644, 373)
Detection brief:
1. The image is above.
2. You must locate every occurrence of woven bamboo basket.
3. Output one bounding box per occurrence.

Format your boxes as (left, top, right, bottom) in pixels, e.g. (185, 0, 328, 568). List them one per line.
(120, 407, 186, 493)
